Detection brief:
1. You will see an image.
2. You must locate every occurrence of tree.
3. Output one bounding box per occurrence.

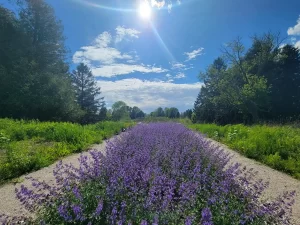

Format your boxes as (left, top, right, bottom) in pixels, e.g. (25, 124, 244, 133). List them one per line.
(194, 36, 273, 124)
(19, 0, 67, 73)
(155, 107, 165, 117)
(112, 101, 130, 121)
(130, 106, 145, 119)
(99, 107, 107, 121)
(72, 63, 104, 123)
(182, 109, 193, 119)
(271, 45, 300, 119)
(168, 107, 180, 118)
(0, 3, 82, 122)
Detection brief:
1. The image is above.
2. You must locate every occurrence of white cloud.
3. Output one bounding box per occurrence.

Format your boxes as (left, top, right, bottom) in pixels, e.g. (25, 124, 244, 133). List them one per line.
(171, 62, 186, 70)
(295, 41, 300, 49)
(174, 72, 186, 79)
(166, 73, 172, 78)
(73, 30, 135, 65)
(150, 0, 165, 8)
(115, 26, 140, 43)
(92, 64, 167, 77)
(288, 16, 300, 36)
(73, 27, 168, 77)
(184, 48, 204, 61)
(94, 32, 112, 47)
(167, 3, 172, 13)
(97, 78, 203, 112)
(73, 46, 132, 65)
(177, 0, 181, 5)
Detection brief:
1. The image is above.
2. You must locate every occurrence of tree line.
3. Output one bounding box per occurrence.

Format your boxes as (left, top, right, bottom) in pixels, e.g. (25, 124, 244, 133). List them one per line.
(0, 0, 107, 124)
(193, 34, 300, 124)
(149, 107, 193, 119)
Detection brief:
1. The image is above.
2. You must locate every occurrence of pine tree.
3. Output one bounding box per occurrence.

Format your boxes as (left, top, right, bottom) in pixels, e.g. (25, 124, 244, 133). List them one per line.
(72, 63, 105, 123)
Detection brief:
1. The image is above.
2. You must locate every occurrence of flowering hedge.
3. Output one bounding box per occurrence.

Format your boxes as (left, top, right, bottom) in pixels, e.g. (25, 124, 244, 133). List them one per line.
(1, 123, 295, 224)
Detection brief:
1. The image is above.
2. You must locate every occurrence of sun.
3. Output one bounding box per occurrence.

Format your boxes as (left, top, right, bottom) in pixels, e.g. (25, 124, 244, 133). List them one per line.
(138, 1, 152, 20)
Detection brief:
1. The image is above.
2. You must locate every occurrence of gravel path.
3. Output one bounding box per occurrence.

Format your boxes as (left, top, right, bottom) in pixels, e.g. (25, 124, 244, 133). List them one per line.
(0, 142, 107, 218)
(0, 136, 299, 224)
(208, 138, 300, 224)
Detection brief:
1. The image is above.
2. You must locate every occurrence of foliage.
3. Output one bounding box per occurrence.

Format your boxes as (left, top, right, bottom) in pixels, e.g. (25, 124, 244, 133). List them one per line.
(181, 109, 193, 119)
(189, 123, 300, 179)
(194, 34, 300, 124)
(150, 107, 180, 119)
(111, 101, 145, 121)
(0, 1, 82, 122)
(129, 106, 145, 119)
(0, 119, 134, 183)
(1, 123, 295, 224)
(71, 63, 105, 124)
(112, 101, 131, 121)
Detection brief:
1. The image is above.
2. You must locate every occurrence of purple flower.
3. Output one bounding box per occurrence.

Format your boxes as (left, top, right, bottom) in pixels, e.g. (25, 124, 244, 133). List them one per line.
(94, 200, 103, 216)
(201, 208, 213, 225)
(5, 123, 294, 225)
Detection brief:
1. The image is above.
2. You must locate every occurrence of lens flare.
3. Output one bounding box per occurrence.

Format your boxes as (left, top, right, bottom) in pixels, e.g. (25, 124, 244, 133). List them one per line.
(138, 2, 152, 20)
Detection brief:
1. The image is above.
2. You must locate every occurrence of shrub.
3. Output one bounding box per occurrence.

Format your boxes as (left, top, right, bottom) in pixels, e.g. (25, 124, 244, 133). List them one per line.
(189, 123, 300, 179)
(0, 119, 134, 183)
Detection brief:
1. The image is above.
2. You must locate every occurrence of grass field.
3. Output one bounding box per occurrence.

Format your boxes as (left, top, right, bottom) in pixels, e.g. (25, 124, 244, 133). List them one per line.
(188, 123, 300, 179)
(0, 119, 134, 183)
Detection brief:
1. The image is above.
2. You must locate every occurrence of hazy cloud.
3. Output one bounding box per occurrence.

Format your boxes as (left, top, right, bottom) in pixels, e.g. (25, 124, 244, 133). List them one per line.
(92, 64, 168, 77)
(184, 48, 204, 61)
(168, 3, 172, 13)
(115, 26, 140, 43)
(171, 62, 186, 70)
(97, 78, 203, 112)
(174, 72, 186, 79)
(150, 0, 165, 8)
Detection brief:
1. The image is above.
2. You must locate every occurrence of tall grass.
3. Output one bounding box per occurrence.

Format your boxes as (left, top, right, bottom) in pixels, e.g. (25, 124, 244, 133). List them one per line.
(188, 123, 300, 179)
(0, 119, 134, 183)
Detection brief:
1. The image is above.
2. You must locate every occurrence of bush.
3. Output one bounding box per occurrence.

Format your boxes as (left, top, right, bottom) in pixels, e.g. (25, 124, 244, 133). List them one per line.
(1, 123, 295, 224)
(0, 119, 134, 183)
(188, 123, 300, 179)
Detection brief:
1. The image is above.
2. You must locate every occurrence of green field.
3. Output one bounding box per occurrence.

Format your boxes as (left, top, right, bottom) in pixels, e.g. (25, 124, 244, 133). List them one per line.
(0, 119, 134, 183)
(188, 123, 300, 179)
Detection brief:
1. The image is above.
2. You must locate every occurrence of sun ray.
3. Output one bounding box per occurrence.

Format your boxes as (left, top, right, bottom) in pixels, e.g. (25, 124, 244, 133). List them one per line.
(150, 22, 176, 62)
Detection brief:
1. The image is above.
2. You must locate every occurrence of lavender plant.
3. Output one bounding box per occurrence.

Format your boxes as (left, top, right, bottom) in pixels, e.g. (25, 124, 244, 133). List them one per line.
(1, 123, 295, 225)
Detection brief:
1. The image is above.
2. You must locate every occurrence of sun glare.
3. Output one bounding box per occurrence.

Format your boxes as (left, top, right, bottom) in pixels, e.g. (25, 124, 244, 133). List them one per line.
(138, 1, 152, 20)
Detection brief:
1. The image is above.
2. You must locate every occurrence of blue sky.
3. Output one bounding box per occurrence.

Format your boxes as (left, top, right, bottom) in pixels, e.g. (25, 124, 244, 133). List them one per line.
(2, 0, 300, 112)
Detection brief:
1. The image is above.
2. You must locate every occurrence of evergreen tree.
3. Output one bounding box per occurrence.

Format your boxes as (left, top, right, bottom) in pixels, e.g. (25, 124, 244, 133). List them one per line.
(72, 63, 104, 124)
(0, 2, 82, 121)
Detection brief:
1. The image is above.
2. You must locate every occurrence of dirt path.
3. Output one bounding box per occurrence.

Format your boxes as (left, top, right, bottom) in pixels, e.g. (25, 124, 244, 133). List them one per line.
(208, 138, 300, 224)
(0, 136, 299, 224)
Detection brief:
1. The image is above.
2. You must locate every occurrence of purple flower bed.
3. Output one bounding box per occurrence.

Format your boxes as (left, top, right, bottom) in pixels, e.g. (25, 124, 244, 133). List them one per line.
(1, 123, 295, 224)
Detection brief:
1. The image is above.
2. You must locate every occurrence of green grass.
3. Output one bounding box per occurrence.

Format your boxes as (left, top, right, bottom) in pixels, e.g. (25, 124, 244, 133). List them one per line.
(0, 119, 134, 183)
(188, 123, 300, 179)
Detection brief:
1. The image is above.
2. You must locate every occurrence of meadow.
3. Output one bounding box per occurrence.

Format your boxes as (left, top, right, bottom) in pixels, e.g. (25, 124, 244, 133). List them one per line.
(0, 118, 133, 183)
(188, 123, 300, 179)
(1, 123, 294, 224)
